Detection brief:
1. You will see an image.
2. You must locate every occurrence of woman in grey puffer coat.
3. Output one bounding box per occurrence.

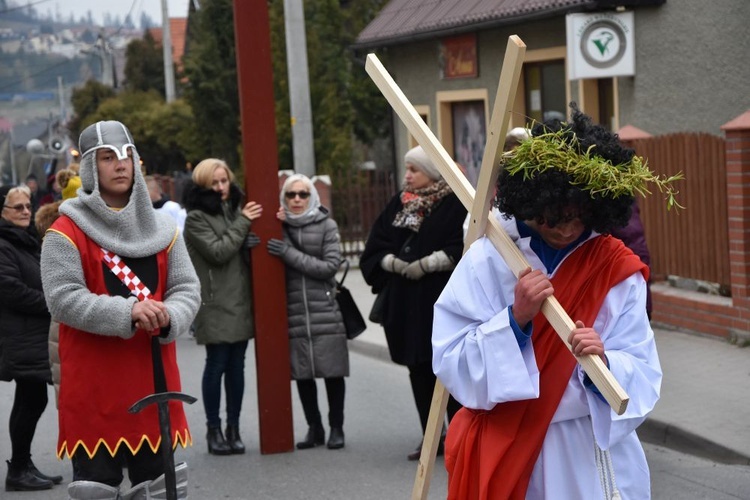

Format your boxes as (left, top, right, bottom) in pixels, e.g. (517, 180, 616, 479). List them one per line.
(267, 173, 349, 450)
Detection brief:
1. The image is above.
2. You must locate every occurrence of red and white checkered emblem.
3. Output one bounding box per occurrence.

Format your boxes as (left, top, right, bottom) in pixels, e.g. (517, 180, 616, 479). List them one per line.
(101, 248, 152, 302)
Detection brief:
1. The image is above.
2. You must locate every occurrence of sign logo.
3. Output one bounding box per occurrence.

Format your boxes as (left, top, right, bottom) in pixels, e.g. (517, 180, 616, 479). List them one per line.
(566, 12, 635, 80)
(580, 20, 627, 68)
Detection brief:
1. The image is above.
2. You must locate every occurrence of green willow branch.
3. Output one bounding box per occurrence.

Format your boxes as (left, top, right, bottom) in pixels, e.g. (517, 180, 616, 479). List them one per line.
(503, 130, 684, 210)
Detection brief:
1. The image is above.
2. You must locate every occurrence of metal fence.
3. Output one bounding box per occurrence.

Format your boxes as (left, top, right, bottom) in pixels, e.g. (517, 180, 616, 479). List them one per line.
(330, 169, 398, 260)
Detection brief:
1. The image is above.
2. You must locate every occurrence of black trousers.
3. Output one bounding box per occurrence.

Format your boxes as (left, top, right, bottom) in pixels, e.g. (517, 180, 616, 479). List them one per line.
(71, 446, 166, 488)
(296, 377, 345, 428)
(9, 378, 48, 467)
(408, 361, 461, 434)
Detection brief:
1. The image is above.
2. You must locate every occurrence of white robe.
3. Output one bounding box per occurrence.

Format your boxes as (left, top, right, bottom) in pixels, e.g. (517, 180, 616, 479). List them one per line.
(433, 216, 662, 500)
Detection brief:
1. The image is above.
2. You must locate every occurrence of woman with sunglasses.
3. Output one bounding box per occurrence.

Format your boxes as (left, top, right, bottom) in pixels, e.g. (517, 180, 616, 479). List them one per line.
(0, 185, 62, 491)
(183, 158, 263, 456)
(360, 146, 467, 460)
(267, 173, 349, 450)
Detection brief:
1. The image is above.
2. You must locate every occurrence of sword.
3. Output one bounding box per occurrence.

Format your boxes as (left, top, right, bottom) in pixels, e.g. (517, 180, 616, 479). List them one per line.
(129, 335, 196, 500)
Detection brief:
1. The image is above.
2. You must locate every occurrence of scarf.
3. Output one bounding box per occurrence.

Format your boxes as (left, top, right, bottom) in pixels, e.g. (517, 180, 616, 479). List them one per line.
(280, 173, 323, 228)
(392, 179, 452, 232)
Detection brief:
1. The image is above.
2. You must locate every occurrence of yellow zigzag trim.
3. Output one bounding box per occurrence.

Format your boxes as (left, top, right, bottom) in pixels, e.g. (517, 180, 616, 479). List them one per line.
(57, 428, 192, 460)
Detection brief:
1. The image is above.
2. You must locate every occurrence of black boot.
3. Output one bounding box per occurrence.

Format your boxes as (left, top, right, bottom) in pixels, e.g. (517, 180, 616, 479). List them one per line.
(225, 424, 245, 455)
(327, 427, 345, 450)
(5, 460, 53, 492)
(296, 423, 325, 450)
(27, 458, 63, 485)
(206, 427, 232, 455)
(407, 436, 444, 461)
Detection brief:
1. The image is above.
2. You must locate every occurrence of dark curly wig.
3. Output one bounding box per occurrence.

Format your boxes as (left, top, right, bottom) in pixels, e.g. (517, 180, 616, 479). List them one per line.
(495, 104, 634, 234)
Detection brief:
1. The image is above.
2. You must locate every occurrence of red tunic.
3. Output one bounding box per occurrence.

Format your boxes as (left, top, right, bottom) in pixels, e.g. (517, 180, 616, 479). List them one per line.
(445, 235, 648, 499)
(51, 216, 191, 459)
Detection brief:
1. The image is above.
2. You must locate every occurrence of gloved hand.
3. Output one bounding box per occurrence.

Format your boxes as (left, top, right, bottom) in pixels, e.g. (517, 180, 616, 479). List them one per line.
(242, 232, 261, 250)
(381, 253, 408, 274)
(267, 238, 290, 257)
(402, 251, 454, 280)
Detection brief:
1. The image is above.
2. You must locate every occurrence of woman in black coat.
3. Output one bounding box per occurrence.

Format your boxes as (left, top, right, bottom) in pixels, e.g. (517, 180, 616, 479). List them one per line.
(360, 146, 467, 460)
(0, 185, 61, 491)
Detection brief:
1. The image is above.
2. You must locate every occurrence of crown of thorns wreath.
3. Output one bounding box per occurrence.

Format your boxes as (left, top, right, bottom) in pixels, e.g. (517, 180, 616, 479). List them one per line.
(503, 128, 684, 210)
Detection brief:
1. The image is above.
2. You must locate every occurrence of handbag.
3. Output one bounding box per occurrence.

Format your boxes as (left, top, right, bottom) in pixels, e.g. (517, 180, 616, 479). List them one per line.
(369, 234, 414, 324)
(368, 282, 389, 324)
(336, 260, 367, 339)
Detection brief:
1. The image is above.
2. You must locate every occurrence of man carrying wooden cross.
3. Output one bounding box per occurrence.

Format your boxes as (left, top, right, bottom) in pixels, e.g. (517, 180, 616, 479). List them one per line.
(432, 105, 676, 499)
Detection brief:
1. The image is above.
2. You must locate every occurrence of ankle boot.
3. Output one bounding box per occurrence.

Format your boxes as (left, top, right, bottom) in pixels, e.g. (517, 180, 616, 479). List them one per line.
(225, 424, 245, 454)
(206, 427, 232, 455)
(27, 458, 63, 485)
(407, 435, 445, 461)
(296, 423, 325, 450)
(327, 427, 345, 450)
(5, 460, 53, 492)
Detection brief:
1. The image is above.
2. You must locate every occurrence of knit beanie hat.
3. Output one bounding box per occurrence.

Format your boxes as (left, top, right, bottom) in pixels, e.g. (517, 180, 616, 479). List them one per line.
(506, 127, 530, 143)
(404, 146, 441, 181)
(62, 175, 81, 200)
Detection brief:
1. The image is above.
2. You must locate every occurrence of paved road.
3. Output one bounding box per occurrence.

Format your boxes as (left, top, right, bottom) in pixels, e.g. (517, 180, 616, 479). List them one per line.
(2, 336, 750, 499)
(0, 337, 447, 499)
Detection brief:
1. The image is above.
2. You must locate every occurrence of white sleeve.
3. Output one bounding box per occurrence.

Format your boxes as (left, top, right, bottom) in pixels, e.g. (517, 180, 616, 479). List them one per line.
(582, 272, 662, 449)
(432, 238, 541, 410)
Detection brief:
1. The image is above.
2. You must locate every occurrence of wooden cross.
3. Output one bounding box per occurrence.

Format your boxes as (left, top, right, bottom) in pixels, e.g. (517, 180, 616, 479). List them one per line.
(365, 35, 630, 499)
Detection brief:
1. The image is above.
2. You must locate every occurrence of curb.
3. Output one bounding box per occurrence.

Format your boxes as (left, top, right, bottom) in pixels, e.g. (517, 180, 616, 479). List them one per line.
(638, 418, 750, 466)
(349, 337, 750, 466)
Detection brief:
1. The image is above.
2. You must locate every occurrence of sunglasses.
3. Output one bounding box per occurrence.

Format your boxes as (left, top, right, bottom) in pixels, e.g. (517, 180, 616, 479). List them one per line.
(285, 191, 311, 200)
(3, 203, 32, 213)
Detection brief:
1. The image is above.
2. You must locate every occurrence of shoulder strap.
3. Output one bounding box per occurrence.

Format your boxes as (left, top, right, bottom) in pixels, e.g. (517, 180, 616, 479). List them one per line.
(337, 259, 350, 287)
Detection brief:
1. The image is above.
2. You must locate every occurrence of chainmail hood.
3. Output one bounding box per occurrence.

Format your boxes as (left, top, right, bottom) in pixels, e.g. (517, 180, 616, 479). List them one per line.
(59, 120, 175, 257)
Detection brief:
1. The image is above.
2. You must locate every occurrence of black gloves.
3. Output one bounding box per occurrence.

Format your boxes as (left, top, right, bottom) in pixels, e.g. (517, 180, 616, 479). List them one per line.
(243, 232, 261, 250)
(267, 238, 290, 257)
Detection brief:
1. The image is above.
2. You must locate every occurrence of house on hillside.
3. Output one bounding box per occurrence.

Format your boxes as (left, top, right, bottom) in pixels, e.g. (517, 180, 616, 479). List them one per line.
(354, 0, 750, 178)
(149, 17, 188, 71)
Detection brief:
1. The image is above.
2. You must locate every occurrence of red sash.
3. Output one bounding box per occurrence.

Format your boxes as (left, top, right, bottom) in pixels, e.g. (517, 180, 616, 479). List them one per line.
(445, 235, 647, 499)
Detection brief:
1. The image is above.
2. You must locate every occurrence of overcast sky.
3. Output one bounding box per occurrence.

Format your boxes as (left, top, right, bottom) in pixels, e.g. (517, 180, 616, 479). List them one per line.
(36, 0, 191, 26)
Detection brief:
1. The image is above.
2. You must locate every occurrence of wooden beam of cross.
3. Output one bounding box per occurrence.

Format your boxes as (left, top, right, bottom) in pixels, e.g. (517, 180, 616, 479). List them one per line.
(365, 35, 630, 498)
(413, 35, 527, 499)
(233, 0, 294, 454)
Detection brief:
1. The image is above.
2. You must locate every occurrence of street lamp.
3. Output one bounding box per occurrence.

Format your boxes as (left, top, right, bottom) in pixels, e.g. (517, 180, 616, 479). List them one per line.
(26, 138, 56, 182)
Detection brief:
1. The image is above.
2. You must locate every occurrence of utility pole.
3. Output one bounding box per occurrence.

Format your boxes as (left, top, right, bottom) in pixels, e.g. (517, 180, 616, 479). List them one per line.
(57, 76, 66, 122)
(87, 31, 114, 87)
(283, 0, 315, 177)
(161, 0, 176, 103)
(9, 127, 17, 185)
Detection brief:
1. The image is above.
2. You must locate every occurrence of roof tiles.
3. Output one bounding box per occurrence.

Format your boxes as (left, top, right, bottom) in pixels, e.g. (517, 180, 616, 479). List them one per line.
(355, 0, 595, 48)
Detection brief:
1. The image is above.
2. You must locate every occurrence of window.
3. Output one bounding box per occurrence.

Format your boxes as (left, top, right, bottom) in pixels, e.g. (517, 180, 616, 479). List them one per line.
(524, 61, 566, 124)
